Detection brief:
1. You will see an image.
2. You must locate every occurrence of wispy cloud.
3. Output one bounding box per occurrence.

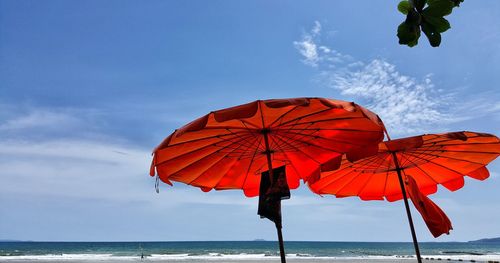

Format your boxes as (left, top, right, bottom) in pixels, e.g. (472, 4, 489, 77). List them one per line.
(0, 110, 81, 131)
(323, 60, 452, 135)
(0, 103, 109, 141)
(293, 21, 351, 68)
(293, 30, 319, 67)
(452, 93, 500, 122)
(293, 21, 499, 136)
(0, 138, 150, 200)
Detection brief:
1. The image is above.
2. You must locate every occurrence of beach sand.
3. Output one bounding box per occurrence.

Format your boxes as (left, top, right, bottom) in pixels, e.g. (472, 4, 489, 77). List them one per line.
(0, 259, 485, 263)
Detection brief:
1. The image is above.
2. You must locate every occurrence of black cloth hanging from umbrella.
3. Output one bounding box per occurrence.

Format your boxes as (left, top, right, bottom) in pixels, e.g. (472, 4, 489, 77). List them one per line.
(258, 166, 290, 228)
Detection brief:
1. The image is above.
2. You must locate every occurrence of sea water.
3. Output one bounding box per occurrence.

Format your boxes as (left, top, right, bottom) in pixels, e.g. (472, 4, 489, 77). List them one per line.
(1, 241, 500, 261)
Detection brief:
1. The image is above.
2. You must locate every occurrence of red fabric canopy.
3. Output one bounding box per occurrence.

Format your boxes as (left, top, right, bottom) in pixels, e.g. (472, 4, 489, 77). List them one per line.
(406, 175, 452, 238)
(309, 131, 500, 201)
(150, 97, 385, 197)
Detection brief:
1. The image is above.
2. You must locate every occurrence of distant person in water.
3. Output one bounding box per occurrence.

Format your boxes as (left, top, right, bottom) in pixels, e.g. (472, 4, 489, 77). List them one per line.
(141, 253, 144, 260)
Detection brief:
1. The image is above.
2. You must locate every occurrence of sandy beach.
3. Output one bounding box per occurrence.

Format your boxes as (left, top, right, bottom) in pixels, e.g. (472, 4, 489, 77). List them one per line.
(0, 257, 498, 263)
(0, 259, 427, 263)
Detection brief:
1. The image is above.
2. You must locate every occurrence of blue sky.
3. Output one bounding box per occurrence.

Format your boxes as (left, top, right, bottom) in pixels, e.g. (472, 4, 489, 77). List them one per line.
(1, 0, 500, 242)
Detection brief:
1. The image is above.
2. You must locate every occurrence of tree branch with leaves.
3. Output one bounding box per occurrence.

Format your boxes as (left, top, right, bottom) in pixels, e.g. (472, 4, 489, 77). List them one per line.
(397, 0, 464, 47)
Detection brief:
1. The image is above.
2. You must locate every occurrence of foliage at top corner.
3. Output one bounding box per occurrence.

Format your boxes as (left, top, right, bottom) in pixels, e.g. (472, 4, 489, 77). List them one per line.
(397, 0, 464, 47)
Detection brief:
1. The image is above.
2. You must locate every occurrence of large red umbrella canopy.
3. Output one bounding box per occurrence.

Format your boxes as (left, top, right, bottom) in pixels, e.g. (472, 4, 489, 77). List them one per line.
(150, 97, 385, 196)
(309, 131, 500, 201)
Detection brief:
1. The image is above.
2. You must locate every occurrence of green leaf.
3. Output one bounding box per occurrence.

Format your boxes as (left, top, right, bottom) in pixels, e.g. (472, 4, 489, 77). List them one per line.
(425, 0, 454, 16)
(398, 1, 412, 14)
(423, 15, 450, 32)
(396, 0, 462, 47)
(397, 21, 421, 47)
(421, 21, 442, 47)
(406, 9, 422, 24)
(413, 0, 427, 11)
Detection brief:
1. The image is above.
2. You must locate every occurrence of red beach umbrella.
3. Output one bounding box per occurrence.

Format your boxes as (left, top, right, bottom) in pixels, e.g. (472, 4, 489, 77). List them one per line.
(309, 131, 500, 262)
(150, 97, 386, 263)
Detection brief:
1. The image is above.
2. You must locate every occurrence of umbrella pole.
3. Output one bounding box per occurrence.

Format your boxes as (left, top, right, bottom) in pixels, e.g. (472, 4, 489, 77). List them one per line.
(262, 129, 287, 263)
(276, 222, 286, 263)
(391, 152, 422, 263)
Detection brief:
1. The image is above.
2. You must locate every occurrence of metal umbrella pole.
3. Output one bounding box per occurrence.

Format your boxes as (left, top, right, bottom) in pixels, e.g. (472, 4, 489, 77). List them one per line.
(391, 151, 423, 263)
(263, 129, 287, 263)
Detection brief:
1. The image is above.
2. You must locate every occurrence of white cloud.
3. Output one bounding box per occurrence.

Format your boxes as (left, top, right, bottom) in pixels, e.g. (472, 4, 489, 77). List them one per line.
(0, 137, 264, 208)
(312, 21, 321, 36)
(452, 94, 500, 121)
(293, 21, 467, 136)
(293, 34, 319, 67)
(294, 21, 351, 68)
(0, 110, 82, 131)
(0, 103, 109, 142)
(325, 60, 451, 135)
(0, 139, 151, 201)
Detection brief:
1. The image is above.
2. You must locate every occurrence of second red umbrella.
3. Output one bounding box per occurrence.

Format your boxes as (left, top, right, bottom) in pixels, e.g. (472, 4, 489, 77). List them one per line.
(309, 131, 500, 263)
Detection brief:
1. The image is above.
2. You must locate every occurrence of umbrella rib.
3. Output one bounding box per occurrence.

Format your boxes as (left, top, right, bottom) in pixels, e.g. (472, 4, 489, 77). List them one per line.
(422, 134, 495, 145)
(331, 169, 372, 197)
(382, 167, 391, 200)
(315, 167, 363, 193)
(189, 134, 261, 186)
(279, 116, 377, 129)
(270, 134, 295, 153)
(398, 154, 440, 186)
(271, 133, 322, 164)
(335, 153, 389, 196)
(275, 127, 383, 133)
(280, 150, 306, 180)
(216, 137, 255, 153)
(268, 122, 303, 152)
(214, 156, 250, 190)
(419, 134, 479, 144)
(186, 134, 261, 186)
(272, 122, 316, 152)
(312, 156, 381, 192)
(356, 154, 392, 198)
(274, 108, 333, 127)
(403, 151, 475, 180)
(278, 119, 317, 151)
(192, 126, 258, 131)
(241, 135, 265, 188)
(271, 132, 307, 155)
(239, 119, 262, 129)
(276, 129, 373, 147)
(404, 150, 490, 166)
(420, 138, 500, 147)
(412, 141, 500, 152)
(239, 120, 264, 151)
(268, 105, 301, 128)
(222, 128, 260, 155)
(273, 125, 317, 149)
(155, 132, 255, 167)
(185, 149, 237, 186)
(275, 121, 316, 146)
(171, 133, 257, 180)
(274, 132, 337, 158)
(165, 130, 253, 148)
(321, 154, 378, 178)
(238, 133, 263, 159)
(412, 148, 500, 155)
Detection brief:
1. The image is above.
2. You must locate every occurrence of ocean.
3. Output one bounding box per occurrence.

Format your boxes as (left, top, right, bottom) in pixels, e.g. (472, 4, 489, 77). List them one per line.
(1, 241, 500, 262)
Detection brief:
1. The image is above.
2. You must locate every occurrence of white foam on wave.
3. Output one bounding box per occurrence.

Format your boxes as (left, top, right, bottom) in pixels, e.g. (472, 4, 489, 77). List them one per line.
(0, 253, 136, 261)
(148, 253, 273, 260)
(422, 254, 500, 262)
(1, 253, 500, 261)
